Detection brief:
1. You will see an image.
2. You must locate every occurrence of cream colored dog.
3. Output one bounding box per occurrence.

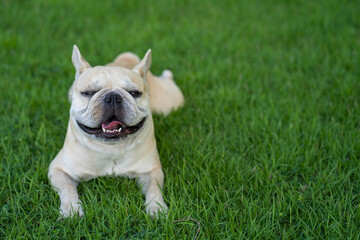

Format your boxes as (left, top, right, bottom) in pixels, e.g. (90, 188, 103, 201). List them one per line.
(48, 45, 184, 218)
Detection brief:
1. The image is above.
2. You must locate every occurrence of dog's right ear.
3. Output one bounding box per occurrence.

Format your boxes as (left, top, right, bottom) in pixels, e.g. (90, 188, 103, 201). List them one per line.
(72, 45, 91, 79)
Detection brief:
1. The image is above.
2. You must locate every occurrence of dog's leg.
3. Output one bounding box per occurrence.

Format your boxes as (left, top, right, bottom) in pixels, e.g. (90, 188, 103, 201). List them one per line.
(48, 165, 83, 218)
(137, 167, 168, 217)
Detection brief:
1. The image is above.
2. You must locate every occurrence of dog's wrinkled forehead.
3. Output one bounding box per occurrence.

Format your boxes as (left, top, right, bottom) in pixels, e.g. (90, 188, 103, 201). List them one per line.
(75, 66, 146, 92)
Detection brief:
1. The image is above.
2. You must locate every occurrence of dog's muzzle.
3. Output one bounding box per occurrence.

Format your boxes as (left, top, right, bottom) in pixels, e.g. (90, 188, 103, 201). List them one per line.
(76, 117, 146, 140)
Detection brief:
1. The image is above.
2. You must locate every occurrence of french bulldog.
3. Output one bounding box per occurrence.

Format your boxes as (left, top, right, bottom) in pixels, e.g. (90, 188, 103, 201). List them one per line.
(48, 45, 184, 218)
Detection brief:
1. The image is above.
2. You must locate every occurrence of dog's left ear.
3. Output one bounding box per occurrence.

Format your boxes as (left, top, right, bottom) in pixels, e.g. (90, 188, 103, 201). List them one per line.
(133, 49, 151, 80)
(72, 45, 91, 79)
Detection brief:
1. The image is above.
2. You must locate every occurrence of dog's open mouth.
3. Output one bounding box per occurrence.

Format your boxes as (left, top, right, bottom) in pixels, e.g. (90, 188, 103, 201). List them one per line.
(77, 117, 146, 139)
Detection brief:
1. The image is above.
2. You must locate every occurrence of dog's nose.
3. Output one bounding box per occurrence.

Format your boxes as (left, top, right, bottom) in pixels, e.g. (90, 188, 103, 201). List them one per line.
(104, 92, 122, 107)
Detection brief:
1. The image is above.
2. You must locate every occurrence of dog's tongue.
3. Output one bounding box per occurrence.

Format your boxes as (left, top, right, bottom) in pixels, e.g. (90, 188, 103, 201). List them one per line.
(102, 121, 123, 130)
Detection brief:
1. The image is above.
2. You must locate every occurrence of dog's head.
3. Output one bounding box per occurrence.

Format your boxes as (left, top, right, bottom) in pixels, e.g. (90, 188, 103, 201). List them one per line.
(68, 45, 152, 143)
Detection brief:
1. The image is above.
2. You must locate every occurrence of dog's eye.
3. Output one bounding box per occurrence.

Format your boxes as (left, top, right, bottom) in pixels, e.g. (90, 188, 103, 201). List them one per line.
(81, 91, 97, 97)
(129, 90, 142, 98)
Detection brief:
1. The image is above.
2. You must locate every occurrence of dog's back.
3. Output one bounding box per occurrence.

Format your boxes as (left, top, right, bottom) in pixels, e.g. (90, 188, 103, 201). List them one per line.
(107, 52, 184, 115)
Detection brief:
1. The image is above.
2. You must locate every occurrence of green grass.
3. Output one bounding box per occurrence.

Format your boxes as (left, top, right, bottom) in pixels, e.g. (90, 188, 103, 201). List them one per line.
(1, 0, 360, 238)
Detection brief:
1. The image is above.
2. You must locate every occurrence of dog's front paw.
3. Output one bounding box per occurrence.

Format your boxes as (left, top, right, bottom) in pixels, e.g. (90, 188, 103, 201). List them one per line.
(59, 202, 84, 218)
(146, 200, 168, 218)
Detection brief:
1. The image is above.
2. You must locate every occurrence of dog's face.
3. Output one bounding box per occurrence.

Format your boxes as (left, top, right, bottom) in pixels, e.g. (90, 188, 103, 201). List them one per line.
(68, 46, 152, 144)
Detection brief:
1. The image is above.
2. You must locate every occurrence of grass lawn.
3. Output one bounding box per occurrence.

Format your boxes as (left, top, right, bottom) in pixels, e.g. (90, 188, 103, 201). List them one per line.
(1, 0, 360, 238)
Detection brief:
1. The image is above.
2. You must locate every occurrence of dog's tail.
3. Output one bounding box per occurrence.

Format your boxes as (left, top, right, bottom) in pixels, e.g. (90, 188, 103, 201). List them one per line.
(107, 52, 185, 116)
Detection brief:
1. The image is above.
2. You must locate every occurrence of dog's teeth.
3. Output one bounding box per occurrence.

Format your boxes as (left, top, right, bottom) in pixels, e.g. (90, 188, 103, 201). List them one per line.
(103, 128, 122, 134)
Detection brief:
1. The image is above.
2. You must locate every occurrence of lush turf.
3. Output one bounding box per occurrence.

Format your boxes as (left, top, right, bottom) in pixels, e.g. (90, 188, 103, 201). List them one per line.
(1, 0, 360, 239)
